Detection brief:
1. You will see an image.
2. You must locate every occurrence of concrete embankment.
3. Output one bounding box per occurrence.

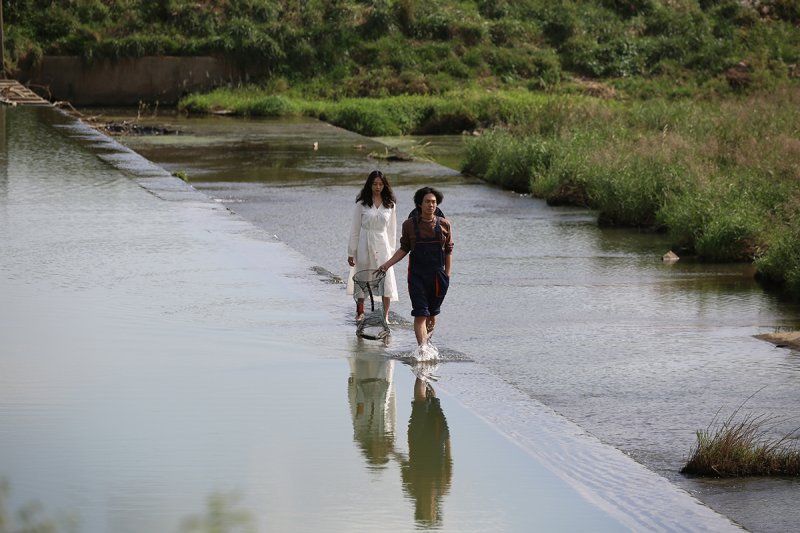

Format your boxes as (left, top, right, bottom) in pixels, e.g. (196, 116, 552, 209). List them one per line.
(19, 55, 262, 105)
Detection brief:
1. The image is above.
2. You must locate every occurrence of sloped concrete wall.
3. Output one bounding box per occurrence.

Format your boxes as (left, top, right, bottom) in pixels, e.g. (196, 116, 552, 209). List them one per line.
(18, 56, 258, 106)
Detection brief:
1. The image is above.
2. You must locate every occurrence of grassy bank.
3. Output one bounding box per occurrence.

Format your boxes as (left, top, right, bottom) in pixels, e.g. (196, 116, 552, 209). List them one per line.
(179, 87, 592, 135)
(179, 85, 800, 298)
(5, 1, 800, 99)
(461, 87, 800, 296)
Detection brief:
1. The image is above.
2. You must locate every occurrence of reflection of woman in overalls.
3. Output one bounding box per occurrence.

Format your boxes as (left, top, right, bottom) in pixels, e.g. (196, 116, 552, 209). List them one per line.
(378, 187, 453, 347)
(398, 378, 452, 527)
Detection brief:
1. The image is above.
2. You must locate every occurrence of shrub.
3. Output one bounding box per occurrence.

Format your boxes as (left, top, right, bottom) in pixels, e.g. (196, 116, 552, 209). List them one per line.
(542, 3, 579, 47)
(415, 101, 477, 134)
(657, 184, 708, 253)
(452, 19, 488, 46)
(766, 0, 800, 23)
(32, 5, 79, 42)
(601, 0, 657, 18)
(660, 171, 781, 261)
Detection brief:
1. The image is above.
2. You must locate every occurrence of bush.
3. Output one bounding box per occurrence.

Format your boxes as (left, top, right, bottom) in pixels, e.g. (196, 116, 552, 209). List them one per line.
(532, 143, 590, 206)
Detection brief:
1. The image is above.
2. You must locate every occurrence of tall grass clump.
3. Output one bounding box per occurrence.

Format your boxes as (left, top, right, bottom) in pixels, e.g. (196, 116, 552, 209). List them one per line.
(462, 128, 499, 177)
(324, 101, 402, 137)
(587, 159, 680, 227)
(658, 173, 774, 261)
(530, 139, 590, 206)
(755, 215, 800, 296)
(178, 88, 300, 117)
(235, 95, 298, 117)
(463, 129, 554, 192)
(682, 404, 800, 477)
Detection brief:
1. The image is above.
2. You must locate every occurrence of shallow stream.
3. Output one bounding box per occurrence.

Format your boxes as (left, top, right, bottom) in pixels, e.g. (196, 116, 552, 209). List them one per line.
(3, 106, 799, 531)
(114, 111, 800, 533)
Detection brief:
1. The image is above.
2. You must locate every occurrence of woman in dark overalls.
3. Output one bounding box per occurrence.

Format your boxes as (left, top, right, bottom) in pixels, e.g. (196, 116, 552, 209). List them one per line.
(378, 187, 453, 347)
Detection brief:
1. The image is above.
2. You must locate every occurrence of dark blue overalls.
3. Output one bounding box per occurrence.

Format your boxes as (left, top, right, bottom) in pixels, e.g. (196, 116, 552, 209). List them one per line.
(408, 216, 449, 317)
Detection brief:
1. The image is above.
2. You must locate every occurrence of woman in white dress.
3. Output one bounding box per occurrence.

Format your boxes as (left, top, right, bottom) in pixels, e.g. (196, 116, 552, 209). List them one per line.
(347, 170, 399, 323)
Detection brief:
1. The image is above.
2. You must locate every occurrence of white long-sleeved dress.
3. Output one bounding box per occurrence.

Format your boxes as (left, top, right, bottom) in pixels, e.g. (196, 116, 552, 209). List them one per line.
(347, 202, 399, 301)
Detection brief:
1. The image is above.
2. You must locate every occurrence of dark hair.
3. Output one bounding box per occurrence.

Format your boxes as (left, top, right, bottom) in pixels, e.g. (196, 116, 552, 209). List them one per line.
(413, 186, 443, 208)
(356, 170, 396, 208)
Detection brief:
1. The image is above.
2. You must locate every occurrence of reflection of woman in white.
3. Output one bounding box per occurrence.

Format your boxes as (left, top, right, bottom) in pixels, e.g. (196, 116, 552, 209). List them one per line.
(347, 170, 398, 323)
(347, 352, 396, 468)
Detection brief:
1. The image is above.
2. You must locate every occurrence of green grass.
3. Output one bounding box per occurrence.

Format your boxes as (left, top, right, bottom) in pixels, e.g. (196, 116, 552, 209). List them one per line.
(682, 404, 800, 477)
(6, 0, 800, 99)
(459, 87, 800, 297)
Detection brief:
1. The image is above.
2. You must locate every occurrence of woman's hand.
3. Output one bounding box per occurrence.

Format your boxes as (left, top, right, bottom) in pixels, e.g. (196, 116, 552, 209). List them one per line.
(348, 256, 355, 267)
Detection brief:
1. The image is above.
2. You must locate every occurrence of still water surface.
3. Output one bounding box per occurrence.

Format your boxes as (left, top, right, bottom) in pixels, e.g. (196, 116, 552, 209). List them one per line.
(115, 110, 800, 533)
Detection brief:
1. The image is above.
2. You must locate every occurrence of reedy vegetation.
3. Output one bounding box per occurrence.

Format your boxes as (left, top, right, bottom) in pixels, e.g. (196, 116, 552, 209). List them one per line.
(5, 0, 800, 296)
(682, 399, 800, 477)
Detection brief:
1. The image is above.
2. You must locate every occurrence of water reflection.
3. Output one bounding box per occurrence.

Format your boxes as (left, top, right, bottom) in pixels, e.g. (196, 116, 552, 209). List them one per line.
(347, 352, 452, 528)
(0, 478, 76, 533)
(179, 491, 254, 533)
(398, 373, 452, 529)
(347, 352, 397, 469)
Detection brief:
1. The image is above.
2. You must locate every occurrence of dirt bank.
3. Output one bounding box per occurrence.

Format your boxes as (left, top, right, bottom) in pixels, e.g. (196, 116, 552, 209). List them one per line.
(754, 331, 800, 350)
